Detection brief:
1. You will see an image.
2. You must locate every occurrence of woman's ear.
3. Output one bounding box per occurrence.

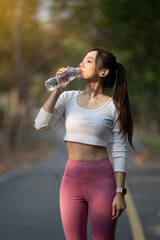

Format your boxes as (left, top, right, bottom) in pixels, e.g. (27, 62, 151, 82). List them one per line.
(99, 69, 109, 77)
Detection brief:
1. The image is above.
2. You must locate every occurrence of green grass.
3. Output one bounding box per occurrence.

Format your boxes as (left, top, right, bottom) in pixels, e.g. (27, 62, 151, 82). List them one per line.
(134, 125, 160, 156)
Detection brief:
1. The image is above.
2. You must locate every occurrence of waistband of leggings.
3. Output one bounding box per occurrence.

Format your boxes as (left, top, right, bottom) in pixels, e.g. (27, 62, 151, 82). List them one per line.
(63, 158, 114, 180)
(68, 158, 110, 165)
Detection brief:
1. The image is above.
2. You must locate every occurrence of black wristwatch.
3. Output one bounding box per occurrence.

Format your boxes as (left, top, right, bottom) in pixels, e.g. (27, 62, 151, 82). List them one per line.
(116, 188, 127, 195)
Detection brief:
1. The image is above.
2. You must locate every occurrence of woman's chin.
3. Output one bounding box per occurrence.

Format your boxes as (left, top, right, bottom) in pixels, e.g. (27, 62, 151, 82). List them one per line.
(78, 75, 84, 80)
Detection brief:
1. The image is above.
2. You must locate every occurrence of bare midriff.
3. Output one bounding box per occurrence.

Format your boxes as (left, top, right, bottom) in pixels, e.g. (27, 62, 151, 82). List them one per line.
(65, 141, 109, 162)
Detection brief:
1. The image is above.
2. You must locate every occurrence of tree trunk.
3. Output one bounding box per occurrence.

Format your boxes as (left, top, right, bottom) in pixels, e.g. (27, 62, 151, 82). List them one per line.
(9, 3, 25, 149)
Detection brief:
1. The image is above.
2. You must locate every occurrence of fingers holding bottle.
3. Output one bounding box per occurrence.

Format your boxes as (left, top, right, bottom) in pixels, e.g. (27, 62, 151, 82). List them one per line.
(45, 66, 75, 92)
(56, 66, 70, 77)
(56, 66, 74, 91)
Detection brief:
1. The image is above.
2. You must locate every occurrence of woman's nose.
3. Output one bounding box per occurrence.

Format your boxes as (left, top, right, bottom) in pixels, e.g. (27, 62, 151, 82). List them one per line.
(79, 62, 84, 68)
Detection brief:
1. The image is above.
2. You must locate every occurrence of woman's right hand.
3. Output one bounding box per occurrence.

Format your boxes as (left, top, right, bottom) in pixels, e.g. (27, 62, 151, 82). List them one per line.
(56, 66, 74, 91)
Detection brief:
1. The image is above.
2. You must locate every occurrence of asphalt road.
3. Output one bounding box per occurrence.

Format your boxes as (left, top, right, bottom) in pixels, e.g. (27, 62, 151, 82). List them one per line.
(0, 123, 159, 240)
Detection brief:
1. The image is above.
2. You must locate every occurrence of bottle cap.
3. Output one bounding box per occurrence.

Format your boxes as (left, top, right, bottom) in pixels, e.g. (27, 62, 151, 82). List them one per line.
(76, 67, 81, 73)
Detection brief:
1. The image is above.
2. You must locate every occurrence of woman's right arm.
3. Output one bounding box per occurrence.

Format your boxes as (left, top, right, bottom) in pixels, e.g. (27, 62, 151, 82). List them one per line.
(42, 88, 63, 113)
(34, 66, 72, 131)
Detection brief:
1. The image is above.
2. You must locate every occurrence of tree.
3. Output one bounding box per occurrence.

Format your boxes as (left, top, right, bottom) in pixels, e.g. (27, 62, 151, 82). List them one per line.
(96, 0, 160, 125)
(0, 0, 61, 148)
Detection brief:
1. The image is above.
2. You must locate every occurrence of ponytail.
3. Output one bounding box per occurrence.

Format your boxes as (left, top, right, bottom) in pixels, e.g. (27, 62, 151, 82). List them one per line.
(87, 48, 135, 150)
(113, 63, 135, 150)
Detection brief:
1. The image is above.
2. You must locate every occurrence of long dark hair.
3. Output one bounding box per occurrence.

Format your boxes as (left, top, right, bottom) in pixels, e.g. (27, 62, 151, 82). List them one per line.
(88, 48, 135, 150)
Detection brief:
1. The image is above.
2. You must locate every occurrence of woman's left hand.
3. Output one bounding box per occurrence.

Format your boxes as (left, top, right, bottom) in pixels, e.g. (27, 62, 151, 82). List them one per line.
(112, 194, 127, 220)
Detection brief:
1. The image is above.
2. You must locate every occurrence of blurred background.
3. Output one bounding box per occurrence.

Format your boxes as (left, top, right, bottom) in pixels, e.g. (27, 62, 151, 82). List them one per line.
(0, 0, 160, 174)
(0, 1, 160, 239)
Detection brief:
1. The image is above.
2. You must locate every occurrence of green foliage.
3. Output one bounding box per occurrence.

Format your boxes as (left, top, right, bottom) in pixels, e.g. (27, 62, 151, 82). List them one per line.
(135, 125, 160, 154)
(97, 0, 160, 120)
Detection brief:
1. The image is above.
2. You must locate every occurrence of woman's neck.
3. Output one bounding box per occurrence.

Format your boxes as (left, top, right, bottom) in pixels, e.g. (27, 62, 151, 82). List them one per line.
(83, 83, 104, 98)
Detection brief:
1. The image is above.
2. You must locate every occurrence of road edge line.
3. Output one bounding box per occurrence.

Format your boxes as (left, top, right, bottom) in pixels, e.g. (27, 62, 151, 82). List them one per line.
(125, 183, 146, 240)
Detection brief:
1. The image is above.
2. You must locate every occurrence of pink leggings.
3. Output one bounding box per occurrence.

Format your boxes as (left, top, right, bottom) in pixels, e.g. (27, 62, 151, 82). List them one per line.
(59, 158, 117, 240)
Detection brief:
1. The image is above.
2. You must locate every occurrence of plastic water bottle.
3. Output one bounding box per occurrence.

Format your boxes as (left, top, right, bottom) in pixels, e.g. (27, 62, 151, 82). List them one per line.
(45, 67, 81, 91)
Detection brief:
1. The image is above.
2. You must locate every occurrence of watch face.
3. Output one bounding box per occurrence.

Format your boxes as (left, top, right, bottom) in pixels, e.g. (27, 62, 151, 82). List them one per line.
(123, 188, 127, 194)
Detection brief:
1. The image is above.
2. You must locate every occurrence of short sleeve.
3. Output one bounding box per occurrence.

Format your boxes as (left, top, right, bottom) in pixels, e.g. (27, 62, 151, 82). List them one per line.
(34, 91, 67, 131)
(108, 110, 127, 173)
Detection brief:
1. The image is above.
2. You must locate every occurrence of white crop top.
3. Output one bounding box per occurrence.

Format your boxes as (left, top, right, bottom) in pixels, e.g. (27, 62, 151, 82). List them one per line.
(34, 90, 127, 172)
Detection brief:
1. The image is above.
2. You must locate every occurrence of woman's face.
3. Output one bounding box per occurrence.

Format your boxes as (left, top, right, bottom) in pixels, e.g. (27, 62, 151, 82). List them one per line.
(78, 51, 99, 81)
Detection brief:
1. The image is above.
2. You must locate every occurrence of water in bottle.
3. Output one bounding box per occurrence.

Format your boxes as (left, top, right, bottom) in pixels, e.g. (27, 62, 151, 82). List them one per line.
(45, 67, 81, 91)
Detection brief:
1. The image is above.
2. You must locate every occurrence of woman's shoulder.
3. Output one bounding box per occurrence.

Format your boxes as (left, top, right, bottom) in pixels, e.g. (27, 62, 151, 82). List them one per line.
(107, 97, 119, 119)
(59, 90, 79, 105)
(106, 96, 115, 109)
(62, 90, 79, 99)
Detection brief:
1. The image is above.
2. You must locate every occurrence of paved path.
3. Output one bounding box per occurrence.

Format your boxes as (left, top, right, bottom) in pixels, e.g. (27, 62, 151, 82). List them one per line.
(0, 127, 67, 240)
(0, 123, 159, 240)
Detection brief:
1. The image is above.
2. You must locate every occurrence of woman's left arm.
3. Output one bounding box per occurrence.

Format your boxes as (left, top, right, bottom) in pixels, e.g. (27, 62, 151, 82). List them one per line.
(112, 171, 127, 220)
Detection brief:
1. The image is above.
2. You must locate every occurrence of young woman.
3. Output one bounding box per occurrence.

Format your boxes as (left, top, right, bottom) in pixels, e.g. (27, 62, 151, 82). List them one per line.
(34, 48, 135, 240)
